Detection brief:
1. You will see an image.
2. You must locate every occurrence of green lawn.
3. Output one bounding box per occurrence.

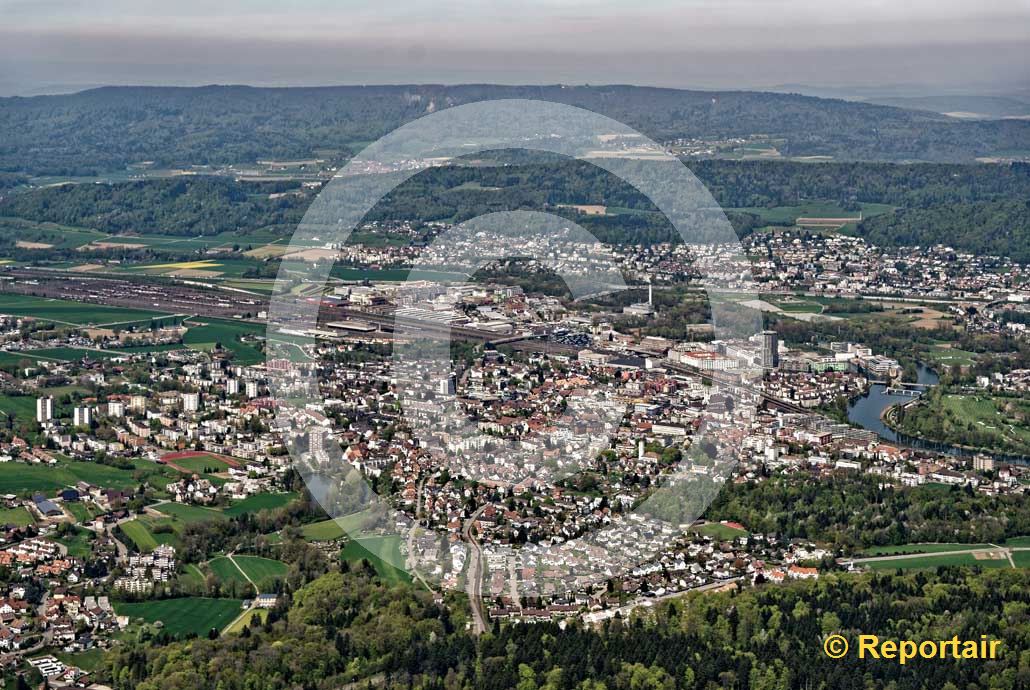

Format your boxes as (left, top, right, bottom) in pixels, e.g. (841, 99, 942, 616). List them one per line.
(114, 597, 244, 638)
(224, 607, 268, 634)
(0, 506, 36, 527)
(168, 454, 235, 474)
(340, 536, 410, 584)
(1004, 536, 1030, 547)
(65, 501, 100, 523)
(859, 543, 993, 557)
(178, 563, 207, 587)
(223, 492, 298, 517)
(54, 647, 105, 672)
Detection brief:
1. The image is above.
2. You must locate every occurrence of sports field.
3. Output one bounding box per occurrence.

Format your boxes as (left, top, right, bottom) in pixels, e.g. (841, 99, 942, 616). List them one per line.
(114, 597, 244, 637)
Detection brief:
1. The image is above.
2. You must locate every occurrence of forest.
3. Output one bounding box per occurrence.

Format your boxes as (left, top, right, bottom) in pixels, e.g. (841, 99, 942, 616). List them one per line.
(4, 158, 1030, 259)
(2, 85, 1030, 176)
(100, 564, 1030, 690)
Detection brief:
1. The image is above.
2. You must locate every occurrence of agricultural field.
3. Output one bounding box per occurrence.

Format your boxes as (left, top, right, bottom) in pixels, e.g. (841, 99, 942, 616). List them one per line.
(731, 201, 894, 226)
(859, 543, 993, 557)
(0, 506, 36, 527)
(182, 317, 264, 365)
(862, 552, 1014, 571)
(234, 556, 289, 588)
(119, 520, 155, 551)
(0, 293, 169, 326)
(154, 502, 228, 524)
(0, 458, 166, 495)
(223, 492, 298, 517)
(208, 556, 251, 587)
(114, 597, 244, 638)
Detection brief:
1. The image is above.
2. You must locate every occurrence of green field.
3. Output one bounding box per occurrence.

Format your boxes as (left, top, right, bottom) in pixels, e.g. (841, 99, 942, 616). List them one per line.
(863, 552, 1013, 570)
(0, 506, 36, 526)
(0, 458, 172, 495)
(56, 527, 95, 558)
(54, 647, 105, 672)
(223, 492, 298, 517)
(65, 501, 101, 523)
(898, 392, 1030, 456)
(224, 607, 268, 634)
(0, 294, 169, 326)
(926, 347, 979, 368)
(121, 520, 160, 551)
(731, 201, 894, 226)
(209, 555, 287, 591)
(340, 536, 410, 584)
(114, 597, 244, 638)
(182, 317, 264, 365)
(1012, 551, 1030, 568)
(1004, 536, 1030, 547)
(859, 543, 993, 556)
(154, 502, 228, 524)
(234, 556, 289, 588)
(301, 518, 346, 541)
(168, 454, 234, 474)
(208, 556, 251, 587)
(764, 296, 823, 314)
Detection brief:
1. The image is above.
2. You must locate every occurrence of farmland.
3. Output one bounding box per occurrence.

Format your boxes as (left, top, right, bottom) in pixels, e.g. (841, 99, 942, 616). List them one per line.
(154, 502, 228, 524)
(0, 293, 169, 325)
(859, 543, 993, 557)
(223, 492, 298, 517)
(862, 552, 1014, 570)
(114, 597, 244, 638)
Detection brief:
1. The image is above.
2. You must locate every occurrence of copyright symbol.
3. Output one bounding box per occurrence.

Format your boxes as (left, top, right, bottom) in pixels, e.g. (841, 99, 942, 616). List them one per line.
(824, 635, 849, 659)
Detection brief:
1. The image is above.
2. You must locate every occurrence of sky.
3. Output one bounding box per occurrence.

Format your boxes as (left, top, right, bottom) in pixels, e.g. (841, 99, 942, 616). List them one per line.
(1, 0, 1028, 96)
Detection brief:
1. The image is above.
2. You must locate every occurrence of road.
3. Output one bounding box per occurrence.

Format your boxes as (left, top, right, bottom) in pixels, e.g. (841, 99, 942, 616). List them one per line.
(462, 506, 489, 635)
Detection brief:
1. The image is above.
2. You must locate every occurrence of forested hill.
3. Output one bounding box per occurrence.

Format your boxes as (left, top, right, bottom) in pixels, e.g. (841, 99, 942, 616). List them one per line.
(2, 84, 1030, 175)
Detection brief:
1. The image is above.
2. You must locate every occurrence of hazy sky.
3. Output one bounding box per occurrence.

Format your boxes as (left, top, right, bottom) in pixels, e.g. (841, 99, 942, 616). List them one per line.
(1, 0, 1028, 95)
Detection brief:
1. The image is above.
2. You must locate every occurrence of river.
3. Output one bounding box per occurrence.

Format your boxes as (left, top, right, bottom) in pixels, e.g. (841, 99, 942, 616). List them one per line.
(846, 363, 1029, 464)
